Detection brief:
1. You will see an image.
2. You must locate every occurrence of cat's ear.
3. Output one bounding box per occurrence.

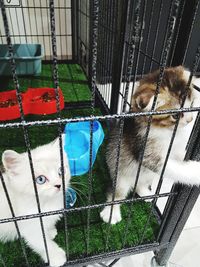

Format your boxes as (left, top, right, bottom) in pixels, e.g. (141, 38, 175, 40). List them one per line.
(134, 87, 155, 110)
(2, 150, 21, 172)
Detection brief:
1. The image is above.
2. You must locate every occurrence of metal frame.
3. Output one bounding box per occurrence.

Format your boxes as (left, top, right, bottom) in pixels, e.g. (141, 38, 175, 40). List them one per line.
(0, 0, 200, 266)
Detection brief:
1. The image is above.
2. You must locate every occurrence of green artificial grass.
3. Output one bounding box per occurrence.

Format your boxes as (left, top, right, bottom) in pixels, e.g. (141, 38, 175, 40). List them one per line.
(1, 64, 91, 102)
(0, 64, 159, 267)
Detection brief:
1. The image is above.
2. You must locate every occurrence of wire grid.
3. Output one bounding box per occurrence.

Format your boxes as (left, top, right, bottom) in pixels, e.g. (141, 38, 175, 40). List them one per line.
(94, 0, 180, 113)
(77, 0, 91, 74)
(182, 0, 200, 66)
(49, 0, 70, 259)
(0, 0, 72, 60)
(85, 0, 99, 255)
(100, 0, 200, 251)
(103, 0, 177, 249)
(0, 0, 51, 265)
(95, 0, 116, 109)
(93, 0, 200, 263)
(122, 0, 181, 246)
(118, 0, 177, 114)
(0, 0, 200, 266)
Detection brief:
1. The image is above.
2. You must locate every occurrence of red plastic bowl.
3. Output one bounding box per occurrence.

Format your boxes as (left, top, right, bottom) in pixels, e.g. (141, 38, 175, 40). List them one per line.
(26, 88, 64, 115)
(0, 90, 22, 121)
(0, 88, 64, 121)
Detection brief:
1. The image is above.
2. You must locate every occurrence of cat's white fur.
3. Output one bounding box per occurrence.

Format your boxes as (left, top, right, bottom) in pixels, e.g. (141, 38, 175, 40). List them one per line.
(0, 137, 70, 266)
(101, 70, 200, 224)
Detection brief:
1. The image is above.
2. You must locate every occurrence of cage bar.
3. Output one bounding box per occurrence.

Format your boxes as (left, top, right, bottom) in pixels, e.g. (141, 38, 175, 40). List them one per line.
(0, 0, 200, 266)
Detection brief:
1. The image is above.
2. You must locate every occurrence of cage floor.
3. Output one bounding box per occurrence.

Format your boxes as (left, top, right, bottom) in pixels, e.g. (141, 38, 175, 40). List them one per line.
(0, 64, 159, 266)
(0, 63, 91, 103)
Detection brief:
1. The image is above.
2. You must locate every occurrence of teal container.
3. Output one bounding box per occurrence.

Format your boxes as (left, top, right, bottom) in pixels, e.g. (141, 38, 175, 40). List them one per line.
(0, 44, 43, 76)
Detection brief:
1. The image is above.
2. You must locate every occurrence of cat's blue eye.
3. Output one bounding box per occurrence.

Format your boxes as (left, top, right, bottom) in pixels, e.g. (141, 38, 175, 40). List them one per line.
(58, 167, 65, 177)
(36, 175, 47, 185)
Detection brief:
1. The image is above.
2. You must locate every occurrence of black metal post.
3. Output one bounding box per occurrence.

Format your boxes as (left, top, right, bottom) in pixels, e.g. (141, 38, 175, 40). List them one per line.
(110, 0, 129, 114)
(172, 0, 199, 66)
(71, 0, 78, 61)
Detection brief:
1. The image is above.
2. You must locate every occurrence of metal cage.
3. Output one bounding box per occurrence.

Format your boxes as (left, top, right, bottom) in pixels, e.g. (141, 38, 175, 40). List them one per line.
(0, 0, 200, 266)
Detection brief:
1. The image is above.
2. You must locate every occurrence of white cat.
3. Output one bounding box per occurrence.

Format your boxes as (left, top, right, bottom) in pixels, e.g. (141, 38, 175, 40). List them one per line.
(0, 137, 70, 267)
(100, 66, 200, 225)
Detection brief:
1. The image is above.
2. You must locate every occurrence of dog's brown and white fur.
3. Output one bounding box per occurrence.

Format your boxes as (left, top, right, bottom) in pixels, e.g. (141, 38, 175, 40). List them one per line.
(100, 66, 200, 224)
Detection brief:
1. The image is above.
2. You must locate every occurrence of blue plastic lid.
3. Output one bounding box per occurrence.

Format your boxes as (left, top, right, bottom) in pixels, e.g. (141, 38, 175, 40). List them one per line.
(65, 187, 77, 208)
(64, 121, 104, 176)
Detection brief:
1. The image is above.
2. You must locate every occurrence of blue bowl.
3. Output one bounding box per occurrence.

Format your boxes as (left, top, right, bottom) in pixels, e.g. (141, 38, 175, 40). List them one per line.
(64, 121, 104, 176)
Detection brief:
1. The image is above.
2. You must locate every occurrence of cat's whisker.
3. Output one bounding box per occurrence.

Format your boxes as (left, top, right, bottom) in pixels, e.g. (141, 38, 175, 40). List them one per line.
(69, 184, 87, 199)
(71, 186, 87, 198)
(70, 181, 88, 188)
(72, 188, 87, 206)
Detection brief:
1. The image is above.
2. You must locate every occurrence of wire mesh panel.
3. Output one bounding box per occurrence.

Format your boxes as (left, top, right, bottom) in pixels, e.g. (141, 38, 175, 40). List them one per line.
(76, 0, 90, 74)
(171, 0, 200, 75)
(0, 0, 72, 60)
(0, 0, 200, 267)
(95, 0, 116, 109)
(95, 0, 199, 114)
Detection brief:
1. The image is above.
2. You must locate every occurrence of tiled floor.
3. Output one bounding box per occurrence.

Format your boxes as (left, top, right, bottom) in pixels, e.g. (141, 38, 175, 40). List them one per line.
(124, 197, 200, 267)
(126, 202, 200, 267)
(90, 180, 200, 267)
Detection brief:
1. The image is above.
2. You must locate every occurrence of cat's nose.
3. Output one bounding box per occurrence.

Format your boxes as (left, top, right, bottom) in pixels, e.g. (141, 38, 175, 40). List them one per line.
(54, 184, 61, 190)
